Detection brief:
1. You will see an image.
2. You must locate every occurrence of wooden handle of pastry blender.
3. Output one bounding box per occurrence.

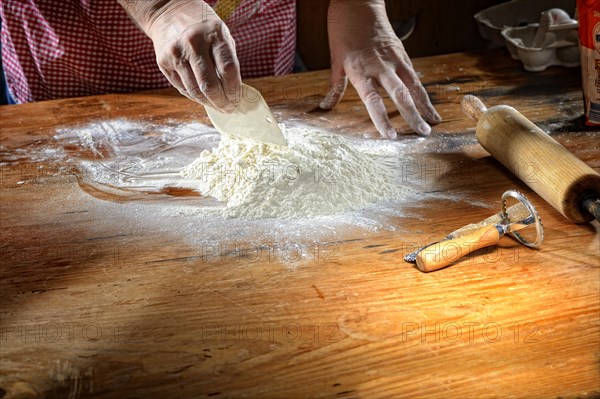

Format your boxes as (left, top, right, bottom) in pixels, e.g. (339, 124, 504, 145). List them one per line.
(416, 224, 502, 272)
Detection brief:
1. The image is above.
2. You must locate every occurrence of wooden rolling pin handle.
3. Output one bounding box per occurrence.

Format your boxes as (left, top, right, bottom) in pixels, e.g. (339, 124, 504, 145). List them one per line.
(461, 95, 488, 121)
(471, 98, 600, 223)
(416, 224, 502, 272)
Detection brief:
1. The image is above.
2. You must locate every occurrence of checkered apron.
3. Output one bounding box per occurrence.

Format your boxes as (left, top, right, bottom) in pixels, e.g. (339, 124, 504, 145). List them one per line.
(1, 0, 296, 103)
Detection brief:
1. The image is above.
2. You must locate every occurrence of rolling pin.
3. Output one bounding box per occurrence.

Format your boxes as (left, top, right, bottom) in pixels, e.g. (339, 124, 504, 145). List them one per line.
(462, 95, 600, 223)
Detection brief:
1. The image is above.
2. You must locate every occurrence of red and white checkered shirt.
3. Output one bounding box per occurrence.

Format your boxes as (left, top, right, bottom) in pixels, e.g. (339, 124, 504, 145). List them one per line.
(1, 0, 296, 103)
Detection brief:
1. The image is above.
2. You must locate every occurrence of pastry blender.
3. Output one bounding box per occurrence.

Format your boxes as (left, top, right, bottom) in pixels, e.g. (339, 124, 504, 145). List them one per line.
(405, 190, 544, 272)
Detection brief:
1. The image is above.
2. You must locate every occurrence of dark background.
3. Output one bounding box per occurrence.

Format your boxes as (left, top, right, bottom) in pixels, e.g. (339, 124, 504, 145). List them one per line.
(296, 0, 509, 71)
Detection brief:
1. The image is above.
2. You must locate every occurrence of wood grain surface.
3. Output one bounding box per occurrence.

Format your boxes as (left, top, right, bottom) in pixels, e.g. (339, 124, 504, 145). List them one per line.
(1, 50, 599, 399)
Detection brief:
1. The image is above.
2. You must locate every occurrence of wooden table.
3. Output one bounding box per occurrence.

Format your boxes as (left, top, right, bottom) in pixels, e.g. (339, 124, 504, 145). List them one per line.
(1, 50, 599, 399)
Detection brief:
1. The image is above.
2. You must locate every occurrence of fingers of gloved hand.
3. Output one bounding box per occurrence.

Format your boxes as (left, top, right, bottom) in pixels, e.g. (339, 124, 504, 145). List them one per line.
(395, 63, 441, 125)
(353, 78, 397, 139)
(159, 65, 207, 103)
(159, 66, 184, 94)
(319, 62, 348, 110)
(176, 60, 218, 107)
(211, 36, 241, 105)
(320, 79, 347, 110)
(379, 73, 431, 136)
(189, 54, 234, 112)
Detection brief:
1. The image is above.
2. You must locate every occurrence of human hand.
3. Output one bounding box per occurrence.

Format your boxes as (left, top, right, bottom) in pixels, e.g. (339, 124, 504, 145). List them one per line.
(320, 0, 441, 138)
(120, 0, 241, 112)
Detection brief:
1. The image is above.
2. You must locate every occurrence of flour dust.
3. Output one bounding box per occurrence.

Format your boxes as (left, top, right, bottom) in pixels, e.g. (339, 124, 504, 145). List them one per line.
(49, 119, 492, 253)
(181, 125, 412, 219)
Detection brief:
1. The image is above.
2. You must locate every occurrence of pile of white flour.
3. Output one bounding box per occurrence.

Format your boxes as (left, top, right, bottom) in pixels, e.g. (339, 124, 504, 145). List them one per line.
(181, 126, 412, 219)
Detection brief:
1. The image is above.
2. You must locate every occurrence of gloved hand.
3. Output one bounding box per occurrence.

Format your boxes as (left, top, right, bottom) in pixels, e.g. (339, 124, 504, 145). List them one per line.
(320, 0, 441, 138)
(120, 0, 241, 112)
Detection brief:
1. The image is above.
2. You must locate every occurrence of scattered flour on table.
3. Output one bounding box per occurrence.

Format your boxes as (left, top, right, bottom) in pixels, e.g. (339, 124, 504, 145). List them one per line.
(43, 119, 499, 259)
(181, 125, 412, 219)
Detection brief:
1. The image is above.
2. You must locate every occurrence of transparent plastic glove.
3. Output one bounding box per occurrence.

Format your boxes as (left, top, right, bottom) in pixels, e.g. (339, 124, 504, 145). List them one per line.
(320, 0, 441, 138)
(123, 0, 241, 112)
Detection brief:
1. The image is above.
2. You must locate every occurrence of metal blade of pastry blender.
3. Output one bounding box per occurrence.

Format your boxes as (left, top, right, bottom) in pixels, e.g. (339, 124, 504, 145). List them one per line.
(205, 83, 287, 146)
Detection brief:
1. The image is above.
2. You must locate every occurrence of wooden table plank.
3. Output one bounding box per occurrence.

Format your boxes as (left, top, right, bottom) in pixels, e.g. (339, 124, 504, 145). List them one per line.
(1, 50, 599, 399)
